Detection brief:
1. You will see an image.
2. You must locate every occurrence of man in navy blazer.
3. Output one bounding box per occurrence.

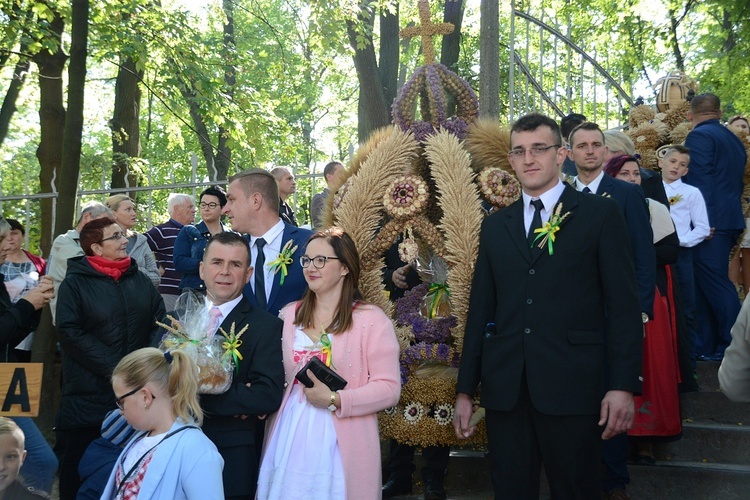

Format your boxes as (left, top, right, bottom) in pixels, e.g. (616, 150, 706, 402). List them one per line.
(223, 168, 312, 315)
(198, 232, 285, 499)
(568, 122, 655, 499)
(684, 93, 747, 360)
(454, 114, 643, 499)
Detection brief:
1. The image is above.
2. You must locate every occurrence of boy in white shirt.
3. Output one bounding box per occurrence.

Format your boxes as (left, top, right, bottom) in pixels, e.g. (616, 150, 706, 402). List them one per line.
(662, 144, 711, 362)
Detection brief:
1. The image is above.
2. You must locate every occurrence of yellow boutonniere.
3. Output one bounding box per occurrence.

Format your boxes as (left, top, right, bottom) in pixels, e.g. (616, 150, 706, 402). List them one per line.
(669, 194, 683, 205)
(220, 322, 249, 374)
(268, 240, 299, 286)
(532, 203, 571, 255)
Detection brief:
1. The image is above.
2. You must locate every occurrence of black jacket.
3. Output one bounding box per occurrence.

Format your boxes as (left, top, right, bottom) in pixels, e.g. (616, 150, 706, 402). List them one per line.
(0, 274, 39, 362)
(56, 257, 165, 429)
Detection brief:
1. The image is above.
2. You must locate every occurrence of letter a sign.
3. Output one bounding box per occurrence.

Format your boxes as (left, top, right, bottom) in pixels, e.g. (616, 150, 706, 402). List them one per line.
(0, 364, 43, 417)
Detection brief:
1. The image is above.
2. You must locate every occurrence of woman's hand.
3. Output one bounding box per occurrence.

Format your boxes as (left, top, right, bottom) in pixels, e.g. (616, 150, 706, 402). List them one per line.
(302, 370, 337, 409)
(21, 276, 54, 311)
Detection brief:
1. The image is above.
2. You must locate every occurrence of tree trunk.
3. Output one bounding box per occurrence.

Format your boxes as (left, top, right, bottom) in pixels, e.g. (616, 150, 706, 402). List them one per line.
(178, 81, 217, 177)
(668, 9, 685, 72)
(110, 56, 143, 195)
(31, 10, 67, 437)
(379, 5, 400, 110)
(441, 0, 464, 72)
(216, 0, 236, 181)
(0, 57, 30, 147)
(347, 8, 390, 143)
(479, 0, 500, 119)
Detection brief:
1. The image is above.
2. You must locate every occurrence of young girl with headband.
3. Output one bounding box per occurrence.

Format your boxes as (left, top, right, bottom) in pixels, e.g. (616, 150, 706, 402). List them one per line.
(101, 348, 224, 499)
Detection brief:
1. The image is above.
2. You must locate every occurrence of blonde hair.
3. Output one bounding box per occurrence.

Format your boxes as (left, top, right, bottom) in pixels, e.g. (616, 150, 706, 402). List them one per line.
(113, 348, 203, 425)
(0, 417, 24, 448)
(104, 194, 134, 213)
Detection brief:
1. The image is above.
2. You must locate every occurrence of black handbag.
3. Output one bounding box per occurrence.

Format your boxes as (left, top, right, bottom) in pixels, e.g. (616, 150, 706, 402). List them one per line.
(295, 356, 347, 391)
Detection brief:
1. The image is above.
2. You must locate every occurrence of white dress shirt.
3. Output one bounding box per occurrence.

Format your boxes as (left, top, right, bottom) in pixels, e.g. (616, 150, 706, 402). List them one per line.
(574, 170, 605, 194)
(663, 179, 710, 248)
(249, 218, 285, 300)
(522, 180, 566, 234)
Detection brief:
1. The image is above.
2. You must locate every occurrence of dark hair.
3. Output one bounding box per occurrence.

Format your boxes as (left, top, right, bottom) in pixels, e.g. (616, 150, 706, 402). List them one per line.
(228, 169, 280, 210)
(79, 217, 117, 256)
(604, 155, 639, 178)
(5, 218, 24, 235)
(690, 93, 720, 115)
(204, 231, 250, 267)
(200, 186, 227, 207)
(664, 144, 690, 158)
(323, 161, 343, 180)
(294, 227, 364, 335)
(510, 113, 564, 147)
(568, 121, 605, 146)
(560, 113, 587, 140)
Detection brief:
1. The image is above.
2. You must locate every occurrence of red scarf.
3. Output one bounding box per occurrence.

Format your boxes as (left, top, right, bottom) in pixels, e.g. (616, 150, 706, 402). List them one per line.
(87, 256, 132, 281)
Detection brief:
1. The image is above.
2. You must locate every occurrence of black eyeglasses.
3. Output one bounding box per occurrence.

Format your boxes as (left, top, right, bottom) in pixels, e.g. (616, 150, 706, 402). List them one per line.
(200, 202, 220, 209)
(99, 231, 126, 244)
(115, 386, 145, 410)
(300, 255, 340, 269)
(508, 144, 562, 158)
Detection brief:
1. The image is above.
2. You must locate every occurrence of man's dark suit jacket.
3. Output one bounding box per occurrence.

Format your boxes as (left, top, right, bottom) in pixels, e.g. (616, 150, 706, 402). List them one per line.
(457, 185, 643, 416)
(201, 297, 284, 498)
(684, 118, 747, 231)
(596, 174, 656, 318)
(243, 223, 312, 315)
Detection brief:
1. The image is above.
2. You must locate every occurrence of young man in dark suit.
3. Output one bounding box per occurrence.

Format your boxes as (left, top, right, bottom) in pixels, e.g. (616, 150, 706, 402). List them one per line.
(223, 168, 312, 315)
(199, 232, 285, 499)
(568, 121, 655, 500)
(454, 113, 643, 499)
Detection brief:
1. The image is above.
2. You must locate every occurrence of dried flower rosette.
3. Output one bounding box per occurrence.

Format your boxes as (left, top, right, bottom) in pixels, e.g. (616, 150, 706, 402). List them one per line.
(398, 228, 420, 264)
(477, 167, 521, 209)
(383, 175, 429, 219)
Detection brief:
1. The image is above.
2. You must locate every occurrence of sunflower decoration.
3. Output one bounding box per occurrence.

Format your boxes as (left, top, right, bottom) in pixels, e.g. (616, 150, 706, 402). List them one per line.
(383, 175, 429, 219)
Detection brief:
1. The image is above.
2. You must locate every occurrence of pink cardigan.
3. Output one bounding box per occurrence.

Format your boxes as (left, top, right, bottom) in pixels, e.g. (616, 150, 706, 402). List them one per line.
(263, 302, 401, 499)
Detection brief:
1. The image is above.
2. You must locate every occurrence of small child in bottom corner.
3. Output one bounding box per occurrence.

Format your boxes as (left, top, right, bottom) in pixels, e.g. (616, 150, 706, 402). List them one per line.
(0, 417, 49, 499)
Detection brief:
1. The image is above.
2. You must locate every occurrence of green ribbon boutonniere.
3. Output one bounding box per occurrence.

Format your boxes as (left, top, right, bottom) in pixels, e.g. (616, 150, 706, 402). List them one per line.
(319, 331, 334, 368)
(268, 240, 299, 286)
(532, 203, 571, 255)
(220, 322, 249, 375)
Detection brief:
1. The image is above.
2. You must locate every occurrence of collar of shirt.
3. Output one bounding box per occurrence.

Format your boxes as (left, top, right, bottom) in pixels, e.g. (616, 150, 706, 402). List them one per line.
(574, 170, 605, 193)
(521, 180, 565, 232)
(663, 178, 683, 192)
(168, 218, 185, 229)
(207, 294, 244, 323)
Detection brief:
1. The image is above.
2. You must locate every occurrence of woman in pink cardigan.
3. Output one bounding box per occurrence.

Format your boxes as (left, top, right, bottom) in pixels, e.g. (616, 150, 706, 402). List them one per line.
(257, 228, 401, 499)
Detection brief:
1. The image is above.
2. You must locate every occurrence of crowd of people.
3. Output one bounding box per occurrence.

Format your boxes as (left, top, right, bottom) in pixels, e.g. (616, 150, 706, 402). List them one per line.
(1, 95, 750, 499)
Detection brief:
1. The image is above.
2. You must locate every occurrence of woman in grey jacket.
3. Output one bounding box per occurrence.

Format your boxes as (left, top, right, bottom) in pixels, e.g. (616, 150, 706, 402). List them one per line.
(105, 194, 160, 287)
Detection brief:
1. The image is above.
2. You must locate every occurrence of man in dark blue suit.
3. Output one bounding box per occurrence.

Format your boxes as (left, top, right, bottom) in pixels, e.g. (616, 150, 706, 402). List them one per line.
(568, 122, 655, 500)
(684, 93, 747, 360)
(223, 168, 312, 315)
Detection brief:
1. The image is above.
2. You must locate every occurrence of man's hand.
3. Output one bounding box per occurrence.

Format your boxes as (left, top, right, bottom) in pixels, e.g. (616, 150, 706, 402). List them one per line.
(453, 393, 476, 439)
(599, 390, 634, 440)
(391, 264, 411, 290)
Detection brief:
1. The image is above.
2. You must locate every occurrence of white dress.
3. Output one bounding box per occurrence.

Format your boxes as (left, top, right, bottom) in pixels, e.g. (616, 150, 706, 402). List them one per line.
(257, 327, 346, 499)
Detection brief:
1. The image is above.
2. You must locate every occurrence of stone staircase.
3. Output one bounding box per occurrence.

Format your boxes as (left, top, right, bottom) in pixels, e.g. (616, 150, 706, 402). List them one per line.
(389, 361, 750, 499)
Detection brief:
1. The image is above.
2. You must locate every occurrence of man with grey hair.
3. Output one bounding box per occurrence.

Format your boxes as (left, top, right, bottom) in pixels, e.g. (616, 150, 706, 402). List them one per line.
(270, 166, 298, 226)
(310, 161, 344, 230)
(47, 202, 112, 323)
(145, 193, 196, 310)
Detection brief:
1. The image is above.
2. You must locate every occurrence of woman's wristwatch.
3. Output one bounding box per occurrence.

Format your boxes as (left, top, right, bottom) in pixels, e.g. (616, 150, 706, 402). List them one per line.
(328, 392, 337, 412)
